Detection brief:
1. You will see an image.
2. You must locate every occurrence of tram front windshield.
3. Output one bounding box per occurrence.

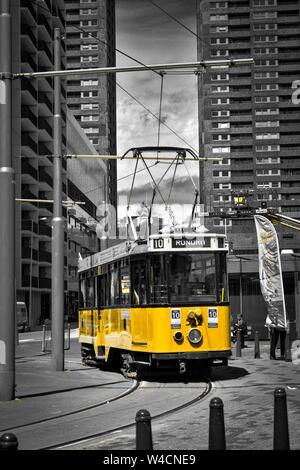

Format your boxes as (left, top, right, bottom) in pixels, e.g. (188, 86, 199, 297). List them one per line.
(169, 252, 225, 303)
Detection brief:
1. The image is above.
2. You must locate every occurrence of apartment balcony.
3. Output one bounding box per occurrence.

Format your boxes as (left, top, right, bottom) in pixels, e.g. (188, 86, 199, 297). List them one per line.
(21, 106, 38, 129)
(39, 278, 51, 290)
(21, 133, 38, 153)
(39, 168, 53, 188)
(21, 159, 38, 181)
(22, 220, 38, 233)
(22, 275, 38, 288)
(22, 247, 38, 261)
(39, 224, 52, 238)
(38, 251, 51, 263)
(21, 0, 37, 25)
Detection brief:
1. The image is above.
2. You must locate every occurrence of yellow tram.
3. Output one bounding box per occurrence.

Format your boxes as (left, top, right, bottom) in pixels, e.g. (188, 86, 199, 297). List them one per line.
(78, 232, 231, 374)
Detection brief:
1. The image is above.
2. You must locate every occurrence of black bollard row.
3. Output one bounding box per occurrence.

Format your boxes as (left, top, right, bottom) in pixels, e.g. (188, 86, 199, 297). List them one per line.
(136, 409, 153, 450)
(0, 433, 18, 450)
(209, 397, 226, 450)
(274, 387, 290, 450)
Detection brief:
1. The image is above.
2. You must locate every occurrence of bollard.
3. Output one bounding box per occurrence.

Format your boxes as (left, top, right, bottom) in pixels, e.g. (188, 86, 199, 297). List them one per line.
(0, 433, 18, 450)
(42, 323, 46, 353)
(136, 409, 153, 450)
(274, 388, 290, 450)
(209, 397, 226, 450)
(285, 332, 292, 362)
(254, 331, 260, 359)
(236, 329, 242, 357)
(65, 323, 71, 351)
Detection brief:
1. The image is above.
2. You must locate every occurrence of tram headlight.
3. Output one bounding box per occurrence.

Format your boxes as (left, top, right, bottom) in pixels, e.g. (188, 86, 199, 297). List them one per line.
(188, 328, 202, 344)
(174, 331, 184, 342)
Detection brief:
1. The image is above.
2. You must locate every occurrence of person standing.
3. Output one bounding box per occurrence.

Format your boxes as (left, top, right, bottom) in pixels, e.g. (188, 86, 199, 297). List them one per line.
(267, 315, 287, 360)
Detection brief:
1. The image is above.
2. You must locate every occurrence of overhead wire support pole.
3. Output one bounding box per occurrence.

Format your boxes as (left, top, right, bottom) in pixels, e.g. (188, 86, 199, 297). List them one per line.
(51, 28, 64, 372)
(0, 0, 15, 401)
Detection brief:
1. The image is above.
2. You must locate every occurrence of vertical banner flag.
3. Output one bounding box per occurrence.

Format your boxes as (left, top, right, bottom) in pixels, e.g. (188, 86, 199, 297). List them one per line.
(254, 215, 287, 330)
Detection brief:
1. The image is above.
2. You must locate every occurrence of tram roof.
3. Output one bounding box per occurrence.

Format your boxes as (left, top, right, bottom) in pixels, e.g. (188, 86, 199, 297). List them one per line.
(78, 232, 227, 273)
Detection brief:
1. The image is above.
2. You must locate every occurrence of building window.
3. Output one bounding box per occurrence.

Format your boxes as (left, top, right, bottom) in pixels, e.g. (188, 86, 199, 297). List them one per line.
(254, 71, 278, 79)
(211, 85, 229, 93)
(211, 73, 229, 81)
(80, 8, 98, 15)
(210, 38, 228, 45)
(80, 56, 98, 63)
(83, 127, 99, 134)
(212, 147, 230, 154)
(255, 84, 278, 91)
(255, 121, 279, 128)
(256, 133, 280, 140)
(212, 134, 230, 141)
(253, 23, 277, 30)
(211, 49, 229, 57)
(212, 122, 230, 129)
(255, 108, 279, 115)
(80, 20, 98, 26)
(80, 44, 99, 51)
(210, 14, 228, 21)
(253, 12, 277, 19)
(211, 110, 230, 118)
(254, 47, 278, 55)
(81, 79, 99, 86)
(81, 115, 99, 122)
(255, 96, 279, 103)
(253, 0, 276, 5)
(81, 103, 99, 110)
(210, 1, 228, 8)
(255, 59, 278, 67)
(256, 145, 280, 152)
(211, 98, 230, 105)
(81, 91, 98, 97)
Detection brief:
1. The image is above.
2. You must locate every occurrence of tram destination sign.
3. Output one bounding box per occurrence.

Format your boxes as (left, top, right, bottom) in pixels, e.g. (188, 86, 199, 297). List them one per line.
(171, 237, 211, 249)
(151, 236, 211, 250)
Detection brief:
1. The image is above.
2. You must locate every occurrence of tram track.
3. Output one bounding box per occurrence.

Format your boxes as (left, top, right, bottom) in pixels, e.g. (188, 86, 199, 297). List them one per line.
(0, 379, 139, 435)
(45, 376, 213, 450)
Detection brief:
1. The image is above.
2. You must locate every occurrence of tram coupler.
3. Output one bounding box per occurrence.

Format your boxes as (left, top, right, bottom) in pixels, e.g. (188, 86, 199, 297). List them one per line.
(179, 361, 186, 374)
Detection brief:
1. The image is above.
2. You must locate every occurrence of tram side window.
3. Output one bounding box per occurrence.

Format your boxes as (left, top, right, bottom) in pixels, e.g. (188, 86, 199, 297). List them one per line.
(120, 266, 131, 305)
(149, 255, 168, 304)
(132, 259, 147, 305)
(86, 277, 95, 307)
(98, 272, 110, 307)
(216, 253, 228, 302)
(110, 262, 120, 306)
(79, 278, 87, 308)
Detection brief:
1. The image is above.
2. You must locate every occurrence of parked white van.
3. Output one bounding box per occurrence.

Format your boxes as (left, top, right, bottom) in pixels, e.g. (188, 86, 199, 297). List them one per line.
(16, 302, 29, 332)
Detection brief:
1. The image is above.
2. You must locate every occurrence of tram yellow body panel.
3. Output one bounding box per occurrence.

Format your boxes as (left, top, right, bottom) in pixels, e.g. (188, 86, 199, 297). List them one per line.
(79, 305, 231, 360)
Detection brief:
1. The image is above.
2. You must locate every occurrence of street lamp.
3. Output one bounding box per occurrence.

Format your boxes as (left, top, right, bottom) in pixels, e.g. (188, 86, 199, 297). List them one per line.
(232, 255, 255, 317)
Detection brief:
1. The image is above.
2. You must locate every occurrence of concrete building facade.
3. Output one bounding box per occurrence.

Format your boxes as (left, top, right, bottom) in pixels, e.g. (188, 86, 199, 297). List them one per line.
(12, 0, 110, 327)
(197, 0, 300, 338)
(15, 0, 68, 326)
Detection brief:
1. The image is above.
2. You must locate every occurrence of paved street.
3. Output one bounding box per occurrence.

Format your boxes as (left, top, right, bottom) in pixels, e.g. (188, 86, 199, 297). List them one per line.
(0, 331, 299, 451)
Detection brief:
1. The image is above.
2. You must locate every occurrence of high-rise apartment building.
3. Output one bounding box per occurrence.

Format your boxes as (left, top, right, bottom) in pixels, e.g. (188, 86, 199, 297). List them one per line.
(197, 0, 300, 252)
(12, 0, 108, 327)
(15, 0, 68, 325)
(65, 0, 117, 212)
(197, 0, 300, 337)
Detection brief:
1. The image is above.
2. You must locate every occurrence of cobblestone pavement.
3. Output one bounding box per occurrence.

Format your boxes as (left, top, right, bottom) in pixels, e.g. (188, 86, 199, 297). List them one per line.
(81, 342, 300, 451)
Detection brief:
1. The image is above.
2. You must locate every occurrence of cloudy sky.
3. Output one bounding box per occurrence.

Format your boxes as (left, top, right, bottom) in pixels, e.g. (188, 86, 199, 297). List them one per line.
(114, 0, 199, 217)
